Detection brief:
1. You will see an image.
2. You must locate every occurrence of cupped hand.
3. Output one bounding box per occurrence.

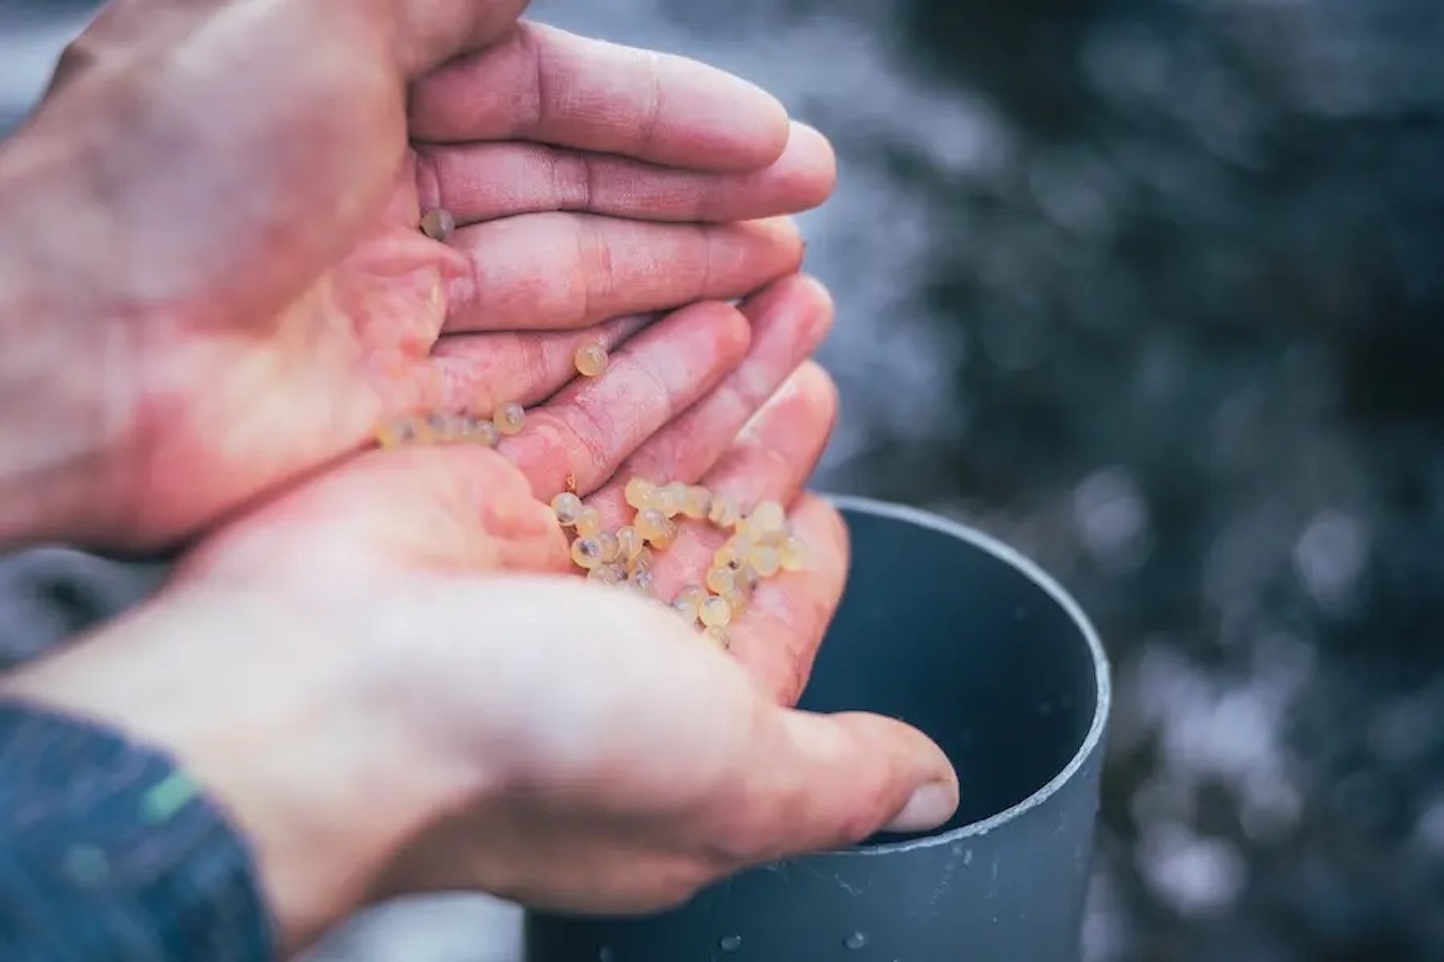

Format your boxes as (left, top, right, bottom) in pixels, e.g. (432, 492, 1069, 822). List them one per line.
(0, 276, 958, 952)
(1, 0, 834, 550)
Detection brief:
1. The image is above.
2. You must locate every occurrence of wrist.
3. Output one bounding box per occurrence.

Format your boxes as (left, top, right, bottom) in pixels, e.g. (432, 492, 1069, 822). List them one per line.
(0, 582, 467, 951)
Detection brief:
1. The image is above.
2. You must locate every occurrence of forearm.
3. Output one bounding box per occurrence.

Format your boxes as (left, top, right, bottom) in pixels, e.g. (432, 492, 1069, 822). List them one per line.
(0, 585, 455, 954)
(0, 700, 276, 961)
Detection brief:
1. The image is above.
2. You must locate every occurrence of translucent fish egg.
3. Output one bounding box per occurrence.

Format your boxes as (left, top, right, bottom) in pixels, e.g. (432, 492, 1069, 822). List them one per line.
(574, 342, 608, 377)
(629, 569, 657, 597)
(462, 419, 500, 447)
(595, 531, 621, 563)
(699, 596, 732, 628)
(426, 412, 465, 442)
(550, 492, 583, 526)
(419, 208, 455, 241)
(375, 417, 418, 448)
(778, 536, 808, 571)
(656, 482, 687, 518)
(493, 402, 525, 436)
(672, 580, 707, 609)
(649, 519, 679, 550)
(705, 566, 738, 596)
(703, 625, 730, 649)
(723, 588, 749, 615)
(574, 506, 603, 537)
(570, 536, 604, 570)
(714, 537, 751, 571)
(629, 546, 655, 572)
(748, 544, 781, 577)
(681, 485, 713, 519)
(708, 497, 741, 530)
(588, 564, 626, 584)
(634, 508, 671, 544)
(624, 477, 655, 510)
(672, 585, 708, 621)
(615, 526, 642, 561)
(746, 500, 787, 537)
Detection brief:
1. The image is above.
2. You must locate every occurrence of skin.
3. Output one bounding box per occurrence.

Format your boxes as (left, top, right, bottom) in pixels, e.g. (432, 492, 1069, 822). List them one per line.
(0, 0, 835, 551)
(0, 0, 961, 953)
(1, 329, 960, 955)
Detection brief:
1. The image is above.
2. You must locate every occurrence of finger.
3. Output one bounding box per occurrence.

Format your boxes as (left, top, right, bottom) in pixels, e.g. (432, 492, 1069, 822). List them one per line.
(408, 22, 789, 172)
(585, 277, 834, 529)
(633, 361, 838, 587)
(443, 216, 802, 334)
(725, 494, 850, 707)
(636, 364, 841, 705)
(712, 706, 959, 866)
(500, 301, 751, 500)
(430, 312, 655, 414)
(415, 122, 835, 225)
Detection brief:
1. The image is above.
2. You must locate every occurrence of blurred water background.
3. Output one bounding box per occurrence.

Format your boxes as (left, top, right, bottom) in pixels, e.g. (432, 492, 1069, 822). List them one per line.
(2, 0, 1442, 959)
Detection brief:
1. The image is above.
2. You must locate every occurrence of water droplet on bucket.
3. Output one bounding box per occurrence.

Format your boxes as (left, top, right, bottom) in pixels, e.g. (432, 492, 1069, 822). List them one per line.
(719, 934, 742, 951)
(844, 931, 869, 950)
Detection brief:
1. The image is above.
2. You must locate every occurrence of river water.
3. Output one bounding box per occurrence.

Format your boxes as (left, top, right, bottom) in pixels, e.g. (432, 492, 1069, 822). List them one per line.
(2, 1, 1442, 960)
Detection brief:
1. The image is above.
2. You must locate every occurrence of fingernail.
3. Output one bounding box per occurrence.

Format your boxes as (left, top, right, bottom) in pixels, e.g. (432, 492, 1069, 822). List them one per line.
(883, 779, 959, 834)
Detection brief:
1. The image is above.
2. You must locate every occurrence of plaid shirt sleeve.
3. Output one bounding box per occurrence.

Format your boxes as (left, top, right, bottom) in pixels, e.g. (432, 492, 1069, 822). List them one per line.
(0, 700, 276, 962)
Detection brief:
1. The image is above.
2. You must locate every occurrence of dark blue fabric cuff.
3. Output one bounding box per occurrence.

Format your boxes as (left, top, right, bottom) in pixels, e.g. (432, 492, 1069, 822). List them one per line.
(0, 700, 276, 962)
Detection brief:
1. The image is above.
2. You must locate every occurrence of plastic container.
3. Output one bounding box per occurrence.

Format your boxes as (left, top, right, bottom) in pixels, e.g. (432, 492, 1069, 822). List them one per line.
(524, 495, 1111, 962)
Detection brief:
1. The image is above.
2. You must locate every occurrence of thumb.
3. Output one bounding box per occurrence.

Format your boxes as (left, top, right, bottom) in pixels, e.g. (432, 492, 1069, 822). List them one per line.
(181, 445, 565, 581)
(726, 707, 959, 866)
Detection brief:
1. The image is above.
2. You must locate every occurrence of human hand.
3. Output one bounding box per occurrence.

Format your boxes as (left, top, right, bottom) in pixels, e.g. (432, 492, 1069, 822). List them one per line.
(0, 277, 958, 952)
(0, 0, 834, 550)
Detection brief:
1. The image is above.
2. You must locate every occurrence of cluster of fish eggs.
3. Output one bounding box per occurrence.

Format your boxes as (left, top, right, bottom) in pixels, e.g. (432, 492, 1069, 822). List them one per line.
(550, 478, 806, 649)
(382, 213, 809, 650)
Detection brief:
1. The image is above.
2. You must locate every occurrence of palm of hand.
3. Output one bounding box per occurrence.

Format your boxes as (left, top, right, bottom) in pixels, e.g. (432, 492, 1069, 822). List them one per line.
(37, 13, 822, 550)
(175, 362, 859, 913)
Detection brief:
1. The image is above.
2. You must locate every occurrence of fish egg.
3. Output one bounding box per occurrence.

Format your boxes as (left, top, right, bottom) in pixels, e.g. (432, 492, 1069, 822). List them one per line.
(634, 508, 670, 543)
(714, 537, 751, 570)
(629, 569, 657, 597)
(748, 544, 781, 578)
(463, 419, 500, 447)
(574, 506, 603, 537)
(550, 492, 583, 526)
(493, 402, 525, 435)
(745, 499, 787, 538)
(624, 477, 655, 510)
(699, 596, 732, 628)
(705, 566, 738, 595)
(615, 526, 643, 561)
(656, 482, 687, 518)
(574, 342, 608, 377)
(708, 497, 741, 530)
(375, 417, 417, 448)
(681, 485, 713, 519)
(778, 536, 808, 571)
(588, 564, 626, 584)
(570, 536, 604, 570)
(419, 208, 456, 241)
(595, 531, 621, 563)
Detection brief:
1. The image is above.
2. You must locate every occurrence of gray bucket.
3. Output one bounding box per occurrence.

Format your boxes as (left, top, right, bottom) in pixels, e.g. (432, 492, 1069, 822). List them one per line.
(524, 495, 1111, 962)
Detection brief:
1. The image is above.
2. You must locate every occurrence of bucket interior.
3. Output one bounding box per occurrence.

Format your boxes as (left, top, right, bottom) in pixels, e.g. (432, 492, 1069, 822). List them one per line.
(798, 504, 1101, 842)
